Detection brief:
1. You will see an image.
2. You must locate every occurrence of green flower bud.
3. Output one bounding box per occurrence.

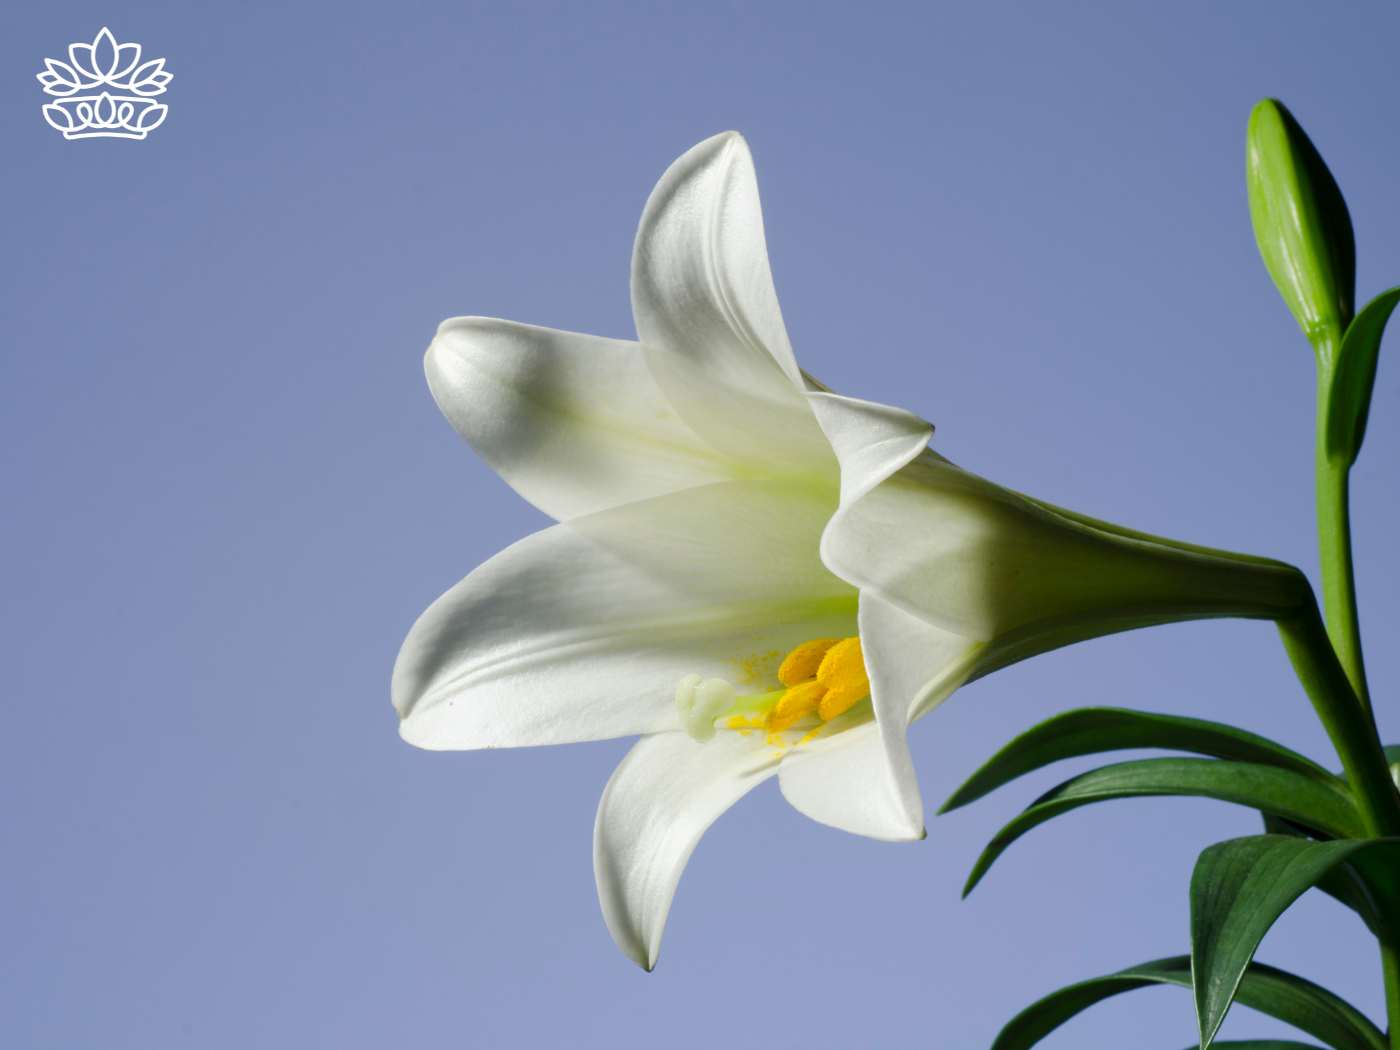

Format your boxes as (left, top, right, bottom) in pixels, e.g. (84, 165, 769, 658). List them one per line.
(1246, 99, 1355, 350)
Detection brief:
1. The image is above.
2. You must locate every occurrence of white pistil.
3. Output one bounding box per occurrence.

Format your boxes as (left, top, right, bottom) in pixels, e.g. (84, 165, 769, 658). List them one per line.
(674, 674, 735, 742)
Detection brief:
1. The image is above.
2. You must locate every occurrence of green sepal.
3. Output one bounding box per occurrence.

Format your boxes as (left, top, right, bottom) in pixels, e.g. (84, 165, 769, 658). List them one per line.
(1190, 835, 1400, 1048)
(941, 707, 1335, 814)
(1246, 99, 1355, 346)
(963, 758, 1364, 896)
(990, 956, 1384, 1050)
(1325, 287, 1400, 465)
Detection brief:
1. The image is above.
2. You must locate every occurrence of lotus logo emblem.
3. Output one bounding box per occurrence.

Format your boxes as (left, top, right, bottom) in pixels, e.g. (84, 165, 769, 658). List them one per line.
(37, 27, 172, 140)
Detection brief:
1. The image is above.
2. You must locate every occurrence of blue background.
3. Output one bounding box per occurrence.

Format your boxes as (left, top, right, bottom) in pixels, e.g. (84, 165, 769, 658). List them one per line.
(5, 2, 1399, 1046)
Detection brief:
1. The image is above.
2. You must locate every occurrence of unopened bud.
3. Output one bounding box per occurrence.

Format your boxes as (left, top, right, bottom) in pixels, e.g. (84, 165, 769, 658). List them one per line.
(1246, 99, 1355, 350)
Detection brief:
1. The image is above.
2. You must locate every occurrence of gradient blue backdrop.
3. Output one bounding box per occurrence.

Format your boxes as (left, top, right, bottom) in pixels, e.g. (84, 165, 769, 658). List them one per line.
(5, 2, 1399, 1047)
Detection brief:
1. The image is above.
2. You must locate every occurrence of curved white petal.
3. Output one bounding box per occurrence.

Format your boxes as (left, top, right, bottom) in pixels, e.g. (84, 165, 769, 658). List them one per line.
(817, 422, 1300, 644)
(394, 478, 856, 749)
(426, 318, 736, 520)
(808, 389, 1064, 639)
(594, 731, 778, 970)
(806, 390, 933, 505)
(821, 448, 1038, 640)
(804, 389, 999, 639)
(631, 132, 832, 472)
(778, 593, 981, 841)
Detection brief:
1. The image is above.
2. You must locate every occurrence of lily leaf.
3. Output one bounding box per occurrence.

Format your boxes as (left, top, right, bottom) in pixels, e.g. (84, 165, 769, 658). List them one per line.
(991, 955, 1384, 1050)
(1325, 286, 1400, 465)
(1259, 815, 1382, 933)
(942, 707, 1334, 813)
(1261, 749, 1400, 935)
(964, 759, 1364, 895)
(1178, 1043, 1324, 1049)
(1191, 835, 1400, 1048)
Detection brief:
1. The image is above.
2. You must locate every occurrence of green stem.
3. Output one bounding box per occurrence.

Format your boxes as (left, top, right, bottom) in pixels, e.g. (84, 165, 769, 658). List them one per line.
(1382, 942, 1400, 1050)
(1277, 602, 1400, 837)
(1308, 347, 1400, 1047)
(1316, 425, 1372, 713)
(1279, 601, 1400, 1048)
(1316, 361, 1372, 716)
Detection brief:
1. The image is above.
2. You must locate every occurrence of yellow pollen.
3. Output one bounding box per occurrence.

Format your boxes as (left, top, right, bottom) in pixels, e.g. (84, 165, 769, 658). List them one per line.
(725, 714, 766, 736)
(777, 637, 839, 686)
(815, 637, 870, 721)
(767, 679, 825, 732)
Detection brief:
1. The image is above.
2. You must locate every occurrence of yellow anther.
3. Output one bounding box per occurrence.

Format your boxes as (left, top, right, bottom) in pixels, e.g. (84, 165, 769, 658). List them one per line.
(818, 687, 866, 722)
(767, 679, 825, 732)
(675, 634, 871, 746)
(777, 637, 840, 686)
(816, 637, 870, 721)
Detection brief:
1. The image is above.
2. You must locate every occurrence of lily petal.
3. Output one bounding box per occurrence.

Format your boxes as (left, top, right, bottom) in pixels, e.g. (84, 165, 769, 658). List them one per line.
(426, 318, 737, 520)
(804, 389, 994, 638)
(778, 593, 981, 840)
(828, 446, 1303, 643)
(807, 388, 1303, 641)
(631, 132, 831, 472)
(595, 730, 778, 970)
(394, 479, 856, 749)
(806, 390, 933, 505)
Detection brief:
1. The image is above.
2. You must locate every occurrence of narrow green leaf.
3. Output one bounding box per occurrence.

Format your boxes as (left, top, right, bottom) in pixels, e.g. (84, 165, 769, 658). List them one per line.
(941, 707, 1334, 814)
(964, 759, 1363, 895)
(1325, 286, 1400, 465)
(1246, 99, 1355, 344)
(1259, 815, 1382, 933)
(1191, 835, 1400, 1048)
(991, 956, 1384, 1050)
(1179, 1043, 1323, 1049)
(1264, 749, 1400, 934)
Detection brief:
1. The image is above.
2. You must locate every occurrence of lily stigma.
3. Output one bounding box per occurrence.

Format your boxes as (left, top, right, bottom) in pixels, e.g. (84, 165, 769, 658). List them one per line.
(394, 131, 1306, 970)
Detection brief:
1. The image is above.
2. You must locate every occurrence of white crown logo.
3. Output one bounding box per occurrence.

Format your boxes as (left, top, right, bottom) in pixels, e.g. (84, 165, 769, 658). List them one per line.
(37, 27, 172, 141)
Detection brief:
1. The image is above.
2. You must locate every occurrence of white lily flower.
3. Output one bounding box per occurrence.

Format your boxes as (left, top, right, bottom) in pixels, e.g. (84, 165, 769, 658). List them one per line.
(393, 133, 1303, 970)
